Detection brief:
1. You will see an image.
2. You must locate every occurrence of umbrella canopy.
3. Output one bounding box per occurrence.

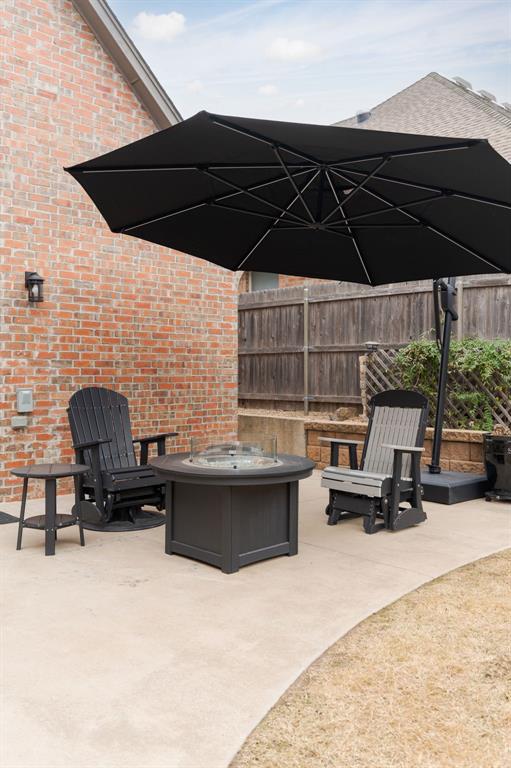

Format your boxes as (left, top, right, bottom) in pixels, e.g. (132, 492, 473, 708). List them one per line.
(66, 111, 511, 285)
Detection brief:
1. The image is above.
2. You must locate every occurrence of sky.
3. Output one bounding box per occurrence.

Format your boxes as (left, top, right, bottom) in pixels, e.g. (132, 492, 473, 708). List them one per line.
(110, 0, 511, 125)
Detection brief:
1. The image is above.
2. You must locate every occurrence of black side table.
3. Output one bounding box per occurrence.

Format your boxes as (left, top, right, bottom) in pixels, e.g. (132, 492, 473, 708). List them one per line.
(11, 463, 89, 556)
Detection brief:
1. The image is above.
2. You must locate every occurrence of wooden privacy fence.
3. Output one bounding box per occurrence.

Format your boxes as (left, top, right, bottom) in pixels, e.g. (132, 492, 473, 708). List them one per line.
(238, 275, 511, 414)
(363, 346, 511, 429)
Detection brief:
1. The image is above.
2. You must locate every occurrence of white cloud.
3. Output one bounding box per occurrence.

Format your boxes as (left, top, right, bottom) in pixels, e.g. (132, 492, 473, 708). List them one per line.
(120, 0, 510, 125)
(258, 83, 278, 95)
(295, 98, 305, 107)
(267, 36, 320, 61)
(186, 79, 204, 93)
(132, 11, 185, 42)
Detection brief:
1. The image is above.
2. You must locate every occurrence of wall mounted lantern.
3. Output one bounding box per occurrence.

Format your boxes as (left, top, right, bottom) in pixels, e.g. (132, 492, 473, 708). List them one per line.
(25, 271, 44, 303)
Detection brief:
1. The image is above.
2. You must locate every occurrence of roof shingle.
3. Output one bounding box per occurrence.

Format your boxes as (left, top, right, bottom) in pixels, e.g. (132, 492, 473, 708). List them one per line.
(335, 72, 511, 162)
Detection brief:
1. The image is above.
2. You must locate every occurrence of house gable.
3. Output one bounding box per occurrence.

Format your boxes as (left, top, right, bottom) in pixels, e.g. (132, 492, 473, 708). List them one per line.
(335, 72, 511, 162)
(1, 0, 237, 499)
(72, 0, 181, 129)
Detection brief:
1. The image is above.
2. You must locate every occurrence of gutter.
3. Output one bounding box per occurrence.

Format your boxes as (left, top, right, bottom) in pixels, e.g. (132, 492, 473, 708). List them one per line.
(72, 0, 182, 129)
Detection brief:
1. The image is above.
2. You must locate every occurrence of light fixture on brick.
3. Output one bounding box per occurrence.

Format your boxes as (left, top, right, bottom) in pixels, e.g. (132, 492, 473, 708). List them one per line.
(24, 271, 44, 303)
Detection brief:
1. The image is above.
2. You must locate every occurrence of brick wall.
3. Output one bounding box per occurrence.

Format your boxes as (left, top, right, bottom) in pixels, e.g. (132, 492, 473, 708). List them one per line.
(1, 0, 238, 499)
(237, 272, 334, 292)
(278, 275, 333, 289)
(305, 420, 485, 473)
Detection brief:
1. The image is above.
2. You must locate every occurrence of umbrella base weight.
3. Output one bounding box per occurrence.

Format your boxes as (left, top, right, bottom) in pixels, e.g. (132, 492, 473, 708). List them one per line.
(485, 489, 511, 502)
(421, 471, 489, 505)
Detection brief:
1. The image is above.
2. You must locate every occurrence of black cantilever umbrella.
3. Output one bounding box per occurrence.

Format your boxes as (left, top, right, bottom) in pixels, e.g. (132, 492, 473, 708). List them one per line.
(65, 111, 511, 285)
(66, 112, 511, 483)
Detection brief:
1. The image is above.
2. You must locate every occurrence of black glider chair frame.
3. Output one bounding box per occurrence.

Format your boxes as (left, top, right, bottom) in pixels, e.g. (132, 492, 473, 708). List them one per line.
(321, 390, 428, 534)
(68, 387, 178, 531)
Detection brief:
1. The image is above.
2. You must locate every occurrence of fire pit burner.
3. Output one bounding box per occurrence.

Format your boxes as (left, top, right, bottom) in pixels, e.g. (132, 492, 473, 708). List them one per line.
(188, 437, 280, 470)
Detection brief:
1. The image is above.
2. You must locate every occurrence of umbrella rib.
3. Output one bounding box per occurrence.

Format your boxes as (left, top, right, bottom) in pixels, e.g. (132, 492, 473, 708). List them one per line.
(327, 140, 480, 168)
(331, 156, 390, 208)
(120, 168, 313, 233)
(235, 228, 275, 272)
(330, 223, 423, 229)
(424, 225, 503, 272)
(316, 168, 325, 222)
(331, 169, 503, 273)
(234, 169, 320, 271)
(203, 169, 310, 225)
(337, 168, 511, 210)
(271, 225, 314, 231)
(450, 191, 511, 210)
(209, 114, 320, 166)
(321, 227, 353, 240)
(330, 168, 423, 224)
(216, 167, 312, 203)
(273, 146, 315, 222)
(326, 193, 445, 226)
(208, 163, 314, 170)
(211, 201, 301, 223)
(77, 163, 315, 173)
(321, 157, 390, 224)
(122, 201, 206, 232)
(326, 170, 373, 284)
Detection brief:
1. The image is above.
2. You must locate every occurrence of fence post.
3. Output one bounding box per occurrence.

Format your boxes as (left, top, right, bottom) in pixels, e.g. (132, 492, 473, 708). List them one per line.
(303, 286, 309, 416)
(359, 355, 367, 417)
(362, 341, 379, 415)
(456, 277, 464, 340)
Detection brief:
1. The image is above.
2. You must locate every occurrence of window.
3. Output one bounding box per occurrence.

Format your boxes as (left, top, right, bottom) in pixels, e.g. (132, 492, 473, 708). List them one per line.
(250, 271, 279, 291)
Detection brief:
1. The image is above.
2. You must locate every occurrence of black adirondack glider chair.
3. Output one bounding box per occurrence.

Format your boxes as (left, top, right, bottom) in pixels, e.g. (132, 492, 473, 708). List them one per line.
(68, 387, 178, 531)
(321, 390, 428, 534)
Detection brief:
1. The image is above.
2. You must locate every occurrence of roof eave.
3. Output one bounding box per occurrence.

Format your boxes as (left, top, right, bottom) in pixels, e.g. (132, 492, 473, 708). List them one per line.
(72, 0, 182, 130)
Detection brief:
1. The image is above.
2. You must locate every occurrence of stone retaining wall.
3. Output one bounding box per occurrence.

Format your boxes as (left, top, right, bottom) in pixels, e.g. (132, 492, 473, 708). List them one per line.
(239, 413, 306, 456)
(306, 420, 485, 473)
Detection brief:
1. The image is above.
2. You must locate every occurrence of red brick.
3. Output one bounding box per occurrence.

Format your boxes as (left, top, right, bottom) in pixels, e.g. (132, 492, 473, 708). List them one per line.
(1, 0, 238, 500)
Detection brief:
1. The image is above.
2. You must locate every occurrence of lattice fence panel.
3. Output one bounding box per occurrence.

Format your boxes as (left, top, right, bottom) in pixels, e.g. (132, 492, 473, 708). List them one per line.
(365, 348, 511, 430)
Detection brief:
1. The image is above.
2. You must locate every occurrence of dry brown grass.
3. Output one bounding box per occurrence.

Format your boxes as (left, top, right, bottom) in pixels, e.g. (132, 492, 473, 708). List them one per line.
(231, 550, 511, 768)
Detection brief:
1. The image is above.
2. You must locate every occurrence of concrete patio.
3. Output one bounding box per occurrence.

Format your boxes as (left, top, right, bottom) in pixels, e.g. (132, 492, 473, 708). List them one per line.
(1, 471, 510, 768)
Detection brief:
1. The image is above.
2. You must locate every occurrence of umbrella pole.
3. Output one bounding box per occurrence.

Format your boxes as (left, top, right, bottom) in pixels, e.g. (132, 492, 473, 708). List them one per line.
(428, 277, 458, 474)
(303, 287, 309, 416)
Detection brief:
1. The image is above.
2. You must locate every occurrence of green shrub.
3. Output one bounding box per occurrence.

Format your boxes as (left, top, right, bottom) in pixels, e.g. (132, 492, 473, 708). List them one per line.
(392, 339, 511, 431)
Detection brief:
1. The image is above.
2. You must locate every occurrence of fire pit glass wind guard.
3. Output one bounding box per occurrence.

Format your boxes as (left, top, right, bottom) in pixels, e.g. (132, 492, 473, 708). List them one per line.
(189, 436, 279, 469)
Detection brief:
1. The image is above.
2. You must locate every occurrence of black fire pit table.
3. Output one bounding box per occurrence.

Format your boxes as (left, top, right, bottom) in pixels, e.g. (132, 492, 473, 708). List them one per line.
(150, 440, 314, 573)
